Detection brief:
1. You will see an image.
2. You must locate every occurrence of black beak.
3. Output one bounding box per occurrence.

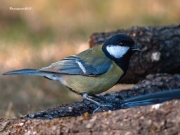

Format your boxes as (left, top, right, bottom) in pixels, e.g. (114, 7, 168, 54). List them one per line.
(131, 44, 141, 51)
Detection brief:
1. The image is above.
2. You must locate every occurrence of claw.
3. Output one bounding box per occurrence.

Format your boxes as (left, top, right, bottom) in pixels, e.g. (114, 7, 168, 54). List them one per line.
(92, 103, 112, 113)
(83, 93, 113, 113)
(93, 106, 100, 113)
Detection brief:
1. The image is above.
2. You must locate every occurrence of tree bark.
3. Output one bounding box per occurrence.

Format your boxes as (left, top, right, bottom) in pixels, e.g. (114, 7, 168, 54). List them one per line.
(89, 24, 180, 83)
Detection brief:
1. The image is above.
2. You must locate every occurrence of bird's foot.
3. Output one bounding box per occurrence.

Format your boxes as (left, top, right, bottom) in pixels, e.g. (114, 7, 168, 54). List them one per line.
(92, 102, 112, 113)
(82, 93, 113, 113)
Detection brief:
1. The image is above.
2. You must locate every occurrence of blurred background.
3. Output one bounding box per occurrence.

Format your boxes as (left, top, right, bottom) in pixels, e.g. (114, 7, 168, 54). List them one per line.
(0, 0, 180, 118)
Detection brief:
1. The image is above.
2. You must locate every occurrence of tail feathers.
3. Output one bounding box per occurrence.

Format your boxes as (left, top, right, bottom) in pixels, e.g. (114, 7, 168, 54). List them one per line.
(3, 69, 48, 76)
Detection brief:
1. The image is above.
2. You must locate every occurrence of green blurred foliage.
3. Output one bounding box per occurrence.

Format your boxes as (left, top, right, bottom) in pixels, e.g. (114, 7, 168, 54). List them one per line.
(0, 0, 180, 118)
(0, 0, 180, 45)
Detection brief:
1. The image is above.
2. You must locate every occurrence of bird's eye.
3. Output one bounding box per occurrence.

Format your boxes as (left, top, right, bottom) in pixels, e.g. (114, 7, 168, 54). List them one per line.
(119, 42, 124, 45)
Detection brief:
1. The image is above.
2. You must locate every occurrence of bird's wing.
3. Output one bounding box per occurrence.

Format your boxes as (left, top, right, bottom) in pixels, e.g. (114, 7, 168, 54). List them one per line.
(39, 47, 111, 76)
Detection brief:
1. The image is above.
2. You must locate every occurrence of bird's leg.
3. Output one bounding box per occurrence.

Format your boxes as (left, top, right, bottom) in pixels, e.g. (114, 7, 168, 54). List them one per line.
(82, 93, 112, 113)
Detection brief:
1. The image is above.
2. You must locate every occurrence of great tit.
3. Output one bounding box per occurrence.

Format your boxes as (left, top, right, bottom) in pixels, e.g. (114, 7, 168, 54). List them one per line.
(3, 34, 140, 112)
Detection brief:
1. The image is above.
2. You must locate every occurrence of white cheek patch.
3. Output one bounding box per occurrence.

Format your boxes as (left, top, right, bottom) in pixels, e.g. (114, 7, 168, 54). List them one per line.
(106, 45, 129, 58)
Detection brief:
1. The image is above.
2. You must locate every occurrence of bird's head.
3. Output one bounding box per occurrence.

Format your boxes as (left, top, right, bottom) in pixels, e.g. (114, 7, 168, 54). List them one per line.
(102, 34, 140, 61)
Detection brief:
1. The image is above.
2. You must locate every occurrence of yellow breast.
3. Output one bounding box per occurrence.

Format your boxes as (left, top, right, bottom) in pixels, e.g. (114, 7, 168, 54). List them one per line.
(60, 61, 124, 95)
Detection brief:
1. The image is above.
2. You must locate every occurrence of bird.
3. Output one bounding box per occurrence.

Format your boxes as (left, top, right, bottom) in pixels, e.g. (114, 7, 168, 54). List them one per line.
(3, 34, 141, 112)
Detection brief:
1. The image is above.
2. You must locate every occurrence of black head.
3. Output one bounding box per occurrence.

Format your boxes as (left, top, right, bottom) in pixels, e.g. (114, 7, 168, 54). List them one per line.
(102, 34, 140, 60)
(102, 34, 140, 72)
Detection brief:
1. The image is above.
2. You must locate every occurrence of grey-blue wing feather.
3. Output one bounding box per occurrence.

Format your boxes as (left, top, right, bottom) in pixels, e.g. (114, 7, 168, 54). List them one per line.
(58, 55, 84, 74)
(40, 55, 111, 76)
